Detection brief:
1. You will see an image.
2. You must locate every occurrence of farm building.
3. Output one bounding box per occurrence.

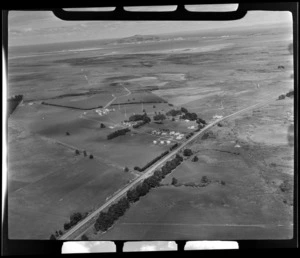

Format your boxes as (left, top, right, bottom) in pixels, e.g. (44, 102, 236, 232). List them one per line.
(170, 131, 175, 135)
(153, 140, 157, 144)
(166, 140, 171, 144)
(162, 132, 167, 136)
(185, 120, 190, 122)
(160, 141, 165, 144)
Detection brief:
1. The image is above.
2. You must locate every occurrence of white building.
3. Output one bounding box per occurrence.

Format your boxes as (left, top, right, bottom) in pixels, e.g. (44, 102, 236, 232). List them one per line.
(170, 131, 175, 135)
(176, 136, 181, 140)
(185, 120, 190, 122)
(162, 132, 167, 136)
(160, 141, 164, 144)
(153, 140, 157, 144)
(166, 140, 171, 144)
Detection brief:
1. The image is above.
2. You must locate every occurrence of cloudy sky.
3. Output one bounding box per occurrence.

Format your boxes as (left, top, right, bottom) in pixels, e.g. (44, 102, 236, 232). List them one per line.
(8, 5, 292, 46)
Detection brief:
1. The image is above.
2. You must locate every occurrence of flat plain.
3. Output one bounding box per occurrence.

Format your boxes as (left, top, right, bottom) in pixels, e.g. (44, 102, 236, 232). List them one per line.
(8, 23, 294, 239)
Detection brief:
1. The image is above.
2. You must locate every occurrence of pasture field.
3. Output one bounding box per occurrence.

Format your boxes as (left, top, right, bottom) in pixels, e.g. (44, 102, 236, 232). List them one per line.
(8, 125, 134, 239)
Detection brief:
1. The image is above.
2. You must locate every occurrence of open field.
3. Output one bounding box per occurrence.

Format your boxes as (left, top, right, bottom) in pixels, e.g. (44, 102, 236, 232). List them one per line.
(7, 23, 294, 240)
(8, 122, 135, 239)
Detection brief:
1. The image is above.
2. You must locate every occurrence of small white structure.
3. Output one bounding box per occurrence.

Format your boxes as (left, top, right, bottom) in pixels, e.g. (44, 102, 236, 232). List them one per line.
(176, 136, 181, 140)
(175, 132, 180, 135)
(213, 115, 223, 119)
(234, 144, 241, 148)
(162, 132, 167, 136)
(160, 141, 164, 144)
(153, 140, 157, 144)
(109, 126, 114, 129)
(166, 140, 171, 144)
(170, 131, 175, 135)
(185, 120, 190, 122)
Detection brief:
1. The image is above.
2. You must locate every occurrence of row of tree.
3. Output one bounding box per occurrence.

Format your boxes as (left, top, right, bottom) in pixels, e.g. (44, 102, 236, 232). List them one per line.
(94, 197, 130, 232)
(170, 142, 180, 151)
(94, 154, 184, 233)
(185, 132, 194, 139)
(134, 150, 169, 172)
(107, 128, 130, 140)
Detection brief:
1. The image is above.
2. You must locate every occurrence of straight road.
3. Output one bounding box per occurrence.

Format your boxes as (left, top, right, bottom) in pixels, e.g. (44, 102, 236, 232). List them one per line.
(59, 98, 276, 240)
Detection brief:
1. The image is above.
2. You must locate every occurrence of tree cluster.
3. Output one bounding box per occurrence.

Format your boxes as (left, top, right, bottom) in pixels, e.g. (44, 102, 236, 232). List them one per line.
(181, 107, 188, 114)
(183, 148, 193, 156)
(134, 150, 169, 172)
(278, 94, 286, 100)
(166, 109, 182, 117)
(63, 212, 85, 230)
(181, 112, 198, 121)
(153, 113, 166, 121)
(196, 118, 207, 125)
(132, 115, 151, 129)
(7, 94, 23, 116)
(107, 128, 130, 140)
(94, 197, 130, 232)
(286, 90, 294, 98)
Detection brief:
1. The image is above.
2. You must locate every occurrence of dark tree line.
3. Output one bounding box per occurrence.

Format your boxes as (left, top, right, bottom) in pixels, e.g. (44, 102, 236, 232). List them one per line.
(170, 142, 180, 151)
(128, 113, 149, 122)
(107, 128, 130, 140)
(94, 154, 184, 233)
(94, 197, 130, 232)
(134, 150, 169, 172)
(185, 132, 194, 139)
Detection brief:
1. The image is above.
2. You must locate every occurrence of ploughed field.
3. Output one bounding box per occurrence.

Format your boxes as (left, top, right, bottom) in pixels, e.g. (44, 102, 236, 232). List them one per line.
(7, 23, 293, 239)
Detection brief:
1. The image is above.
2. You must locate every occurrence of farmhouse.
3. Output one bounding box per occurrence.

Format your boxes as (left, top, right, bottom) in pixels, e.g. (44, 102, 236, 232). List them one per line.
(153, 140, 157, 144)
(166, 140, 171, 144)
(160, 141, 165, 144)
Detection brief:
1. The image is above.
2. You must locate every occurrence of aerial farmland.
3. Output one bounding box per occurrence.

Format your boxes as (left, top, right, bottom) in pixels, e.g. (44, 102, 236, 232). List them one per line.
(7, 11, 294, 241)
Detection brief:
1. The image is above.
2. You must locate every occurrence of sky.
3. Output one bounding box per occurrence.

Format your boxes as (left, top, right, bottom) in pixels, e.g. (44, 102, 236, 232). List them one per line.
(8, 5, 292, 46)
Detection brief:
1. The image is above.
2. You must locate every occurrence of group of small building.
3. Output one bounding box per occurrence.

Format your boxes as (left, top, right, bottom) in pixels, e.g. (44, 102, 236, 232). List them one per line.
(151, 130, 185, 145)
(95, 108, 115, 116)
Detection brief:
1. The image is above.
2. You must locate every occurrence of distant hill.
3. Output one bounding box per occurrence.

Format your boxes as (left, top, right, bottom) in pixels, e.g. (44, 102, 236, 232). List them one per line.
(112, 34, 184, 45)
(114, 34, 161, 44)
